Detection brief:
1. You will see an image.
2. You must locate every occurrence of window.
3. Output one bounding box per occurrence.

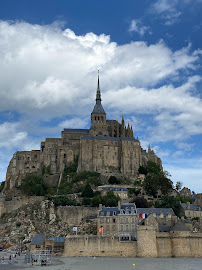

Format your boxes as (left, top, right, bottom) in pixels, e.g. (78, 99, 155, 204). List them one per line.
(107, 225, 109, 231)
(100, 218, 103, 224)
(120, 225, 123, 231)
(101, 212, 104, 216)
(120, 217, 123, 223)
(160, 213, 164, 218)
(168, 214, 171, 219)
(113, 211, 116, 216)
(107, 218, 110, 223)
(126, 218, 128, 223)
(113, 225, 115, 231)
(113, 218, 116, 223)
(153, 213, 156, 218)
(132, 218, 135, 223)
(126, 225, 129, 231)
(107, 211, 110, 216)
(132, 224, 135, 230)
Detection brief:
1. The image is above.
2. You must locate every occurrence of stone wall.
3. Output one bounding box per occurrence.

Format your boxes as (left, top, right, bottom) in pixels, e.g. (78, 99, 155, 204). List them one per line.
(63, 226, 202, 258)
(56, 206, 98, 227)
(0, 196, 44, 217)
(63, 235, 137, 257)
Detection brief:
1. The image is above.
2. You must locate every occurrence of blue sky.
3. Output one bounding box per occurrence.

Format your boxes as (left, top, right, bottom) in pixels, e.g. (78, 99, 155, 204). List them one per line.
(0, 0, 202, 192)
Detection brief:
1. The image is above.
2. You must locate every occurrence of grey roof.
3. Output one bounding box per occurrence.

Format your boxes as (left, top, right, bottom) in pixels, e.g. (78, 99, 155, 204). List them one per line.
(159, 225, 171, 232)
(63, 129, 89, 134)
(31, 234, 45, 245)
(102, 187, 128, 191)
(99, 205, 175, 217)
(81, 135, 139, 142)
(171, 222, 190, 231)
(99, 207, 119, 217)
(106, 120, 118, 124)
(137, 208, 175, 216)
(49, 237, 65, 242)
(180, 203, 202, 211)
(92, 103, 106, 114)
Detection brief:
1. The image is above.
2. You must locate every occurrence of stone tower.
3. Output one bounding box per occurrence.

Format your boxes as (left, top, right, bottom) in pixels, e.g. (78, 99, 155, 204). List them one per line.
(90, 71, 109, 136)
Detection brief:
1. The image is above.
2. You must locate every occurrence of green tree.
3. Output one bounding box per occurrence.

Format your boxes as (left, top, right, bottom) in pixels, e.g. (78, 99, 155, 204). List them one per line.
(143, 172, 173, 197)
(130, 196, 150, 208)
(53, 196, 76, 206)
(81, 183, 94, 198)
(21, 174, 49, 196)
(108, 176, 120, 184)
(101, 190, 120, 207)
(155, 196, 181, 217)
(176, 181, 183, 191)
(91, 196, 101, 207)
(82, 197, 92, 206)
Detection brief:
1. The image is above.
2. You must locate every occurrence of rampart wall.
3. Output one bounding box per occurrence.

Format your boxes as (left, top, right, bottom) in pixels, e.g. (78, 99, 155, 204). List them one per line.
(63, 235, 137, 257)
(63, 227, 202, 258)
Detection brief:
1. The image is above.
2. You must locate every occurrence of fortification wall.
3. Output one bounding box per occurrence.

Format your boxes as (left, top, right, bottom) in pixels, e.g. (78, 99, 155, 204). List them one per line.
(63, 228, 202, 258)
(56, 206, 98, 226)
(63, 235, 137, 257)
(0, 196, 44, 216)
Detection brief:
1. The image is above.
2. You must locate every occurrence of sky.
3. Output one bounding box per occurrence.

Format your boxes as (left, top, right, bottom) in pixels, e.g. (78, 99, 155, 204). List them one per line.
(0, 0, 202, 192)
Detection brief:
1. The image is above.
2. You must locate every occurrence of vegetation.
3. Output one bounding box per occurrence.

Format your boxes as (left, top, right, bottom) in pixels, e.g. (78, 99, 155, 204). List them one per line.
(141, 162, 173, 197)
(108, 176, 120, 185)
(155, 196, 181, 217)
(175, 181, 183, 191)
(130, 196, 150, 208)
(20, 174, 49, 196)
(52, 196, 77, 207)
(81, 183, 94, 198)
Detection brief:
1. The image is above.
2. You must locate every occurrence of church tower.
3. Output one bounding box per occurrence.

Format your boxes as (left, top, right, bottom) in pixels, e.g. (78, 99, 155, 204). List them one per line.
(90, 71, 109, 136)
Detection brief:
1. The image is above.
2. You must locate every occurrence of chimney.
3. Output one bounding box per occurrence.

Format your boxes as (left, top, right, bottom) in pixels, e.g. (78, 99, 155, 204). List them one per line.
(118, 201, 121, 211)
(99, 204, 102, 210)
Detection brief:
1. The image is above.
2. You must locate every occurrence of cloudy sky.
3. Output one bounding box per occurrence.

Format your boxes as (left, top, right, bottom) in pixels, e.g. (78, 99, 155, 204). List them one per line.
(0, 0, 202, 192)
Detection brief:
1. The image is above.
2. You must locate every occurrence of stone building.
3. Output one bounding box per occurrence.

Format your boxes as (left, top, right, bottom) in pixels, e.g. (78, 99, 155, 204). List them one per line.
(97, 203, 138, 241)
(180, 202, 202, 219)
(4, 73, 162, 191)
(97, 202, 177, 240)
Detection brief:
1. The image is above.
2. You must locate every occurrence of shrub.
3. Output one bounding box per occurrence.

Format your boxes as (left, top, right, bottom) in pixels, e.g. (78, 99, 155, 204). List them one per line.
(81, 183, 94, 198)
(108, 176, 120, 184)
(21, 174, 49, 196)
(82, 197, 92, 206)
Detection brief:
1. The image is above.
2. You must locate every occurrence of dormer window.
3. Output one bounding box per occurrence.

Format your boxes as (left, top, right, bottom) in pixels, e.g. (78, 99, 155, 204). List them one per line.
(107, 211, 110, 216)
(160, 213, 164, 218)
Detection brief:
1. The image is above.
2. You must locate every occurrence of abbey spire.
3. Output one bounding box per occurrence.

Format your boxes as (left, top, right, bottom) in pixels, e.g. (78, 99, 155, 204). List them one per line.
(92, 70, 105, 114)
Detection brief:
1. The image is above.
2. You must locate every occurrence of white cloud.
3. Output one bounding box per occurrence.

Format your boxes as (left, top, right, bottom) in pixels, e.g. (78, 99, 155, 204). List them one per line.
(129, 19, 149, 36)
(58, 117, 89, 129)
(151, 0, 181, 25)
(164, 158, 202, 192)
(0, 21, 200, 121)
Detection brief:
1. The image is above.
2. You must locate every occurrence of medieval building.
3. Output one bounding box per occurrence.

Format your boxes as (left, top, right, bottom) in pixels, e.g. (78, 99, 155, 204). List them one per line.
(5, 73, 162, 190)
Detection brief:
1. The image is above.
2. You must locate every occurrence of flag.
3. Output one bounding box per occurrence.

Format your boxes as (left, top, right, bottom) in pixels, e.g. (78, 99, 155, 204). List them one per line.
(140, 213, 145, 219)
(97, 227, 103, 233)
(73, 227, 77, 232)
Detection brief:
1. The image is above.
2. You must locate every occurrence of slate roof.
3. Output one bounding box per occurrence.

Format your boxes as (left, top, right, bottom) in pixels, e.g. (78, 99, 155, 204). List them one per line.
(31, 234, 45, 245)
(101, 187, 128, 192)
(92, 103, 106, 114)
(63, 129, 89, 134)
(180, 203, 202, 211)
(81, 135, 139, 142)
(171, 222, 190, 231)
(106, 120, 118, 124)
(137, 208, 175, 216)
(159, 225, 171, 232)
(99, 207, 119, 217)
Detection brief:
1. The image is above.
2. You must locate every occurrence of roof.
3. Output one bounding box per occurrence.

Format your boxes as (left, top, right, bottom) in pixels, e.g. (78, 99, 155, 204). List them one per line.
(99, 207, 119, 217)
(49, 237, 65, 242)
(63, 129, 89, 134)
(137, 208, 175, 216)
(171, 222, 190, 231)
(31, 234, 45, 245)
(92, 103, 106, 114)
(101, 187, 128, 191)
(180, 203, 202, 211)
(158, 225, 171, 232)
(106, 120, 118, 124)
(81, 135, 139, 142)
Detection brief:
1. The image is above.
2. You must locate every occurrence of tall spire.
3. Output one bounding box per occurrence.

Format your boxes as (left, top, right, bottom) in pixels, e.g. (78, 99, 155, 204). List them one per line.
(92, 70, 105, 114)
(96, 69, 101, 103)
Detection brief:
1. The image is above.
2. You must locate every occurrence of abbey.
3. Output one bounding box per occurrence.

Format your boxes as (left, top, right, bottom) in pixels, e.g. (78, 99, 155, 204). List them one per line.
(5, 73, 161, 190)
